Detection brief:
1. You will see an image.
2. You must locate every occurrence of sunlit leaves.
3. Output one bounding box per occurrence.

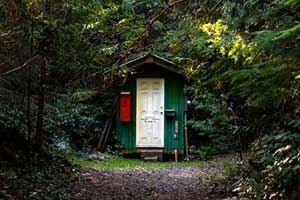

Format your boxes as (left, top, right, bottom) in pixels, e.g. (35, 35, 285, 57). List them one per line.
(236, 129, 300, 199)
(199, 19, 259, 64)
(274, 22, 300, 40)
(200, 19, 228, 36)
(26, 0, 40, 9)
(274, 0, 300, 7)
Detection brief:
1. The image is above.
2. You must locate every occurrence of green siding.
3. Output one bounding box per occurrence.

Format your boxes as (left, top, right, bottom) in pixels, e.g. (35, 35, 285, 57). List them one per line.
(116, 64, 185, 154)
(164, 76, 184, 152)
(116, 78, 136, 153)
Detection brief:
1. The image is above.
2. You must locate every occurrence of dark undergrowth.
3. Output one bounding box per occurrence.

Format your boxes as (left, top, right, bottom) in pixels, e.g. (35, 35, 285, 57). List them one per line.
(0, 152, 77, 200)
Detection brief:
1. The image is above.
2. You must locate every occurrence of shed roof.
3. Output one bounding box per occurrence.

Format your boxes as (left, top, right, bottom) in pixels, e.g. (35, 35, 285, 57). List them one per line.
(120, 54, 183, 77)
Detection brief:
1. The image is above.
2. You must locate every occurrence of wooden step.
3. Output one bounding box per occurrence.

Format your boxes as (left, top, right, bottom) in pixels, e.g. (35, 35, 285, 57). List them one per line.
(139, 149, 163, 153)
(143, 156, 159, 162)
(140, 149, 163, 161)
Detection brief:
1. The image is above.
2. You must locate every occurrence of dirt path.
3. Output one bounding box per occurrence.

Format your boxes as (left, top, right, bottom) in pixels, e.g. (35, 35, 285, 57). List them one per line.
(70, 166, 229, 200)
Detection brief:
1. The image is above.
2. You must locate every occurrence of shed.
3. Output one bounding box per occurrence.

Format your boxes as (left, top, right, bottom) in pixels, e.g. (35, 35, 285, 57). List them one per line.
(116, 54, 186, 159)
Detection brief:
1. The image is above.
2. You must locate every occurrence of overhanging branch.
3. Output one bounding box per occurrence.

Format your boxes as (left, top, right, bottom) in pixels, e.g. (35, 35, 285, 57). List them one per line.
(150, 0, 187, 25)
(119, 0, 188, 62)
(108, 0, 188, 85)
(0, 54, 39, 76)
(0, 30, 12, 38)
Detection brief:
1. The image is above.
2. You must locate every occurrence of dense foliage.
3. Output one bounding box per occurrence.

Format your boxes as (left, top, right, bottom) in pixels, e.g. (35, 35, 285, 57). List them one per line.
(0, 152, 75, 199)
(188, 92, 242, 157)
(1, 0, 300, 199)
(234, 120, 300, 199)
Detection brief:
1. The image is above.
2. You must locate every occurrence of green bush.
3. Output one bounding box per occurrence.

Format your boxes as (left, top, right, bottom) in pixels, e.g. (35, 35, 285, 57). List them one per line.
(45, 103, 104, 150)
(0, 104, 27, 136)
(188, 92, 243, 156)
(235, 122, 300, 200)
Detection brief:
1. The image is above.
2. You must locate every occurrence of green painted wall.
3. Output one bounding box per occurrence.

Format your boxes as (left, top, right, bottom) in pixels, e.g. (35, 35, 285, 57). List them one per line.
(116, 64, 185, 154)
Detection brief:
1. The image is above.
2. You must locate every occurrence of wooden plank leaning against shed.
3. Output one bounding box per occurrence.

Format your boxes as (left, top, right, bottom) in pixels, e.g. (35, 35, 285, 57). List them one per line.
(97, 98, 117, 151)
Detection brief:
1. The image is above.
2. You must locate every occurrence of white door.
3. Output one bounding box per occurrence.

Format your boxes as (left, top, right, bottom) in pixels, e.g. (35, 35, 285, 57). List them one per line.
(136, 78, 164, 147)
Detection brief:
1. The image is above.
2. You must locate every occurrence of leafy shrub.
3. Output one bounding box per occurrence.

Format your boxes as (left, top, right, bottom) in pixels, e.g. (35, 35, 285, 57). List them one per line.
(190, 146, 218, 158)
(0, 104, 27, 136)
(0, 153, 75, 200)
(235, 120, 300, 199)
(45, 103, 104, 150)
(105, 135, 123, 156)
(188, 93, 243, 156)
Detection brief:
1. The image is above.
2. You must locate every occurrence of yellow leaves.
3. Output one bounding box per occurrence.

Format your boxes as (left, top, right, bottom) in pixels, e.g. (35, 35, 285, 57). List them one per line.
(207, 37, 221, 48)
(228, 48, 234, 56)
(169, 42, 178, 50)
(200, 19, 227, 50)
(199, 18, 259, 64)
(26, 0, 40, 9)
(295, 74, 300, 79)
(85, 22, 100, 29)
(220, 46, 226, 55)
(200, 23, 212, 35)
(228, 35, 250, 63)
(241, 43, 246, 50)
(245, 56, 254, 64)
(117, 18, 128, 25)
(200, 19, 228, 36)
(200, 19, 233, 59)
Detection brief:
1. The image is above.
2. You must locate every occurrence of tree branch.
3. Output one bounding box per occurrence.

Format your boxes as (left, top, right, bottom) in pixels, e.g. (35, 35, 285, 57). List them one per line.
(208, 0, 223, 18)
(0, 30, 12, 38)
(82, 26, 142, 46)
(260, 0, 296, 16)
(0, 54, 39, 76)
(118, 0, 188, 62)
(106, 0, 188, 85)
(150, 0, 187, 25)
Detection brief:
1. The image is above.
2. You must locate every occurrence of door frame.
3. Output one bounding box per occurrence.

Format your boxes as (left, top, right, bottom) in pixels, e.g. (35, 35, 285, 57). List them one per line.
(136, 78, 165, 148)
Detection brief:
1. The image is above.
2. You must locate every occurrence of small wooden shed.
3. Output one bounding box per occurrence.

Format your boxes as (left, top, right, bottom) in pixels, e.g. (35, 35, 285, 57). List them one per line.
(116, 54, 186, 158)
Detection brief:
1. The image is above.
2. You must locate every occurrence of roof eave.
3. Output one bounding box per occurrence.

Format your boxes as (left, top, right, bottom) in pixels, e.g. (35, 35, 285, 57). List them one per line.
(120, 54, 184, 77)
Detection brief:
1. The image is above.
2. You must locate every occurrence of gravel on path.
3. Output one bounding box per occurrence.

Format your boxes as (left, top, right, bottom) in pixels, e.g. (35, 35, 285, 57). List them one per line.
(70, 166, 230, 200)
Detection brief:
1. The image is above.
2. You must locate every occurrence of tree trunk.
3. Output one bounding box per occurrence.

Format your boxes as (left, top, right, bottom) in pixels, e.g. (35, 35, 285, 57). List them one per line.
(35, 58, 48, 151)
(28, 21, 33, 142)
(27, 66, 32, 141)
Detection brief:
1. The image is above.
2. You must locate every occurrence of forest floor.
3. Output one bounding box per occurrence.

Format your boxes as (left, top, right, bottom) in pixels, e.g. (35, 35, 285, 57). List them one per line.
(70, 166, 229, 200)
(0, 150, 240, 200)
(69, 154, 240, 200)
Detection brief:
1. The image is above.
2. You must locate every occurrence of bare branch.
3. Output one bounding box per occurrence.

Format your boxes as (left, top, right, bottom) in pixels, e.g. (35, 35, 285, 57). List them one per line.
(260, 0, 296, 16)
(150, 0, 187, 25)
(107, 0, 188, 85)
(0, 30, 12, 37)
(0, 54, 39, 76)
(208, 0, 223, 18)
(118, 0, 188, 62)
(82, 26, 142, 46)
